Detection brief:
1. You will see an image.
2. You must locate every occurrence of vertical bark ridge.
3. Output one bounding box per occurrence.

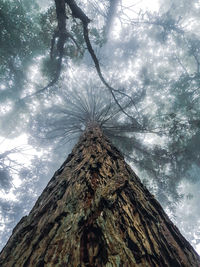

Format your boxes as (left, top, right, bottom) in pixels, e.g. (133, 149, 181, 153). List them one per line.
(0, 124, 200, 266)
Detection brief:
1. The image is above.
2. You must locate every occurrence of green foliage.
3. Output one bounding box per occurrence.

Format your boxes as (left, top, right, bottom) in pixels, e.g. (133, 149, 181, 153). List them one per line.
(0, 170, 11, 190)
(0, 0, 46, 104)
(41, 57, 58, 79)
(90, 27, 107, 47)
(39, 6, 56, 48)
(0, 0, 41, 62)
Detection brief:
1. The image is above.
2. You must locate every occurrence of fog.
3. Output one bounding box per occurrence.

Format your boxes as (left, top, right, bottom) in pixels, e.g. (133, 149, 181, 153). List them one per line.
(0, 0, 200, 255)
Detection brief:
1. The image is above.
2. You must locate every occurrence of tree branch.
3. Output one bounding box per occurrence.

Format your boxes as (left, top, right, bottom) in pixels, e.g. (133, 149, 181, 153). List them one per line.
(65, 0, 142, 127)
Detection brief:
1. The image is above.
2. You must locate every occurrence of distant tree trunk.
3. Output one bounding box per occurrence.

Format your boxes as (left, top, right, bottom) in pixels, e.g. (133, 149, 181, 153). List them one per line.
(105, 0, 120, 37)
(0, 124, 200, 266)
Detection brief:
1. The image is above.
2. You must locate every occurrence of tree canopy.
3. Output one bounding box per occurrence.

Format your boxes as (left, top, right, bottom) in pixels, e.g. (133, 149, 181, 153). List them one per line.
(0, 0, 200, 254)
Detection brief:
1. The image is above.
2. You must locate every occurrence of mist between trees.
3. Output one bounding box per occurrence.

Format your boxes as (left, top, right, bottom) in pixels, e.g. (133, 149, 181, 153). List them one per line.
(0, 0, 200, 254)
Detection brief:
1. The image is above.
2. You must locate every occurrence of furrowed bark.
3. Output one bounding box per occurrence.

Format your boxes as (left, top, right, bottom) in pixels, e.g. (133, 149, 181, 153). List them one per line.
(0, 124, 199, 266)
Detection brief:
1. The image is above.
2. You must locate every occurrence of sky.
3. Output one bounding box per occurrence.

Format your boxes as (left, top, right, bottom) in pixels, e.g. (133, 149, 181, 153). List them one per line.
(0, 134, 42, 190)
(176, 180, 200, 254)
(0, 0, 200, 257)
(123, 0, 160, 13)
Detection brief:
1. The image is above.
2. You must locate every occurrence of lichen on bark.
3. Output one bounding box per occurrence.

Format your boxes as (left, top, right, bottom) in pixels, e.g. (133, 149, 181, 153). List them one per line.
(0, 124, 200, 266)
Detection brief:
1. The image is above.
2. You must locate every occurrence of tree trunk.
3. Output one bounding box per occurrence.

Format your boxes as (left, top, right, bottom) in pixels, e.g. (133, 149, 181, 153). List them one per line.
(0, 124, 200, 266)
(105, 0, 120, 37)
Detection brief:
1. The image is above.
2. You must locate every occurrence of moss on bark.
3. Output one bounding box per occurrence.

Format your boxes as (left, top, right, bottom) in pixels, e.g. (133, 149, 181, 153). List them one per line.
(0, 125, 200, 266)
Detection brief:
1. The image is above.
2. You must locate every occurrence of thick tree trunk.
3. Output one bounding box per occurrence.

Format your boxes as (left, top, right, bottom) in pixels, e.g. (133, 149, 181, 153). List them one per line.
(0, 124, 200, 266)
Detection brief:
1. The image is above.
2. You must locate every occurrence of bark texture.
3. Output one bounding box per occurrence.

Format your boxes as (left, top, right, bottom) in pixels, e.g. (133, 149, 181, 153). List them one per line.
(0, 125, 200, 267)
